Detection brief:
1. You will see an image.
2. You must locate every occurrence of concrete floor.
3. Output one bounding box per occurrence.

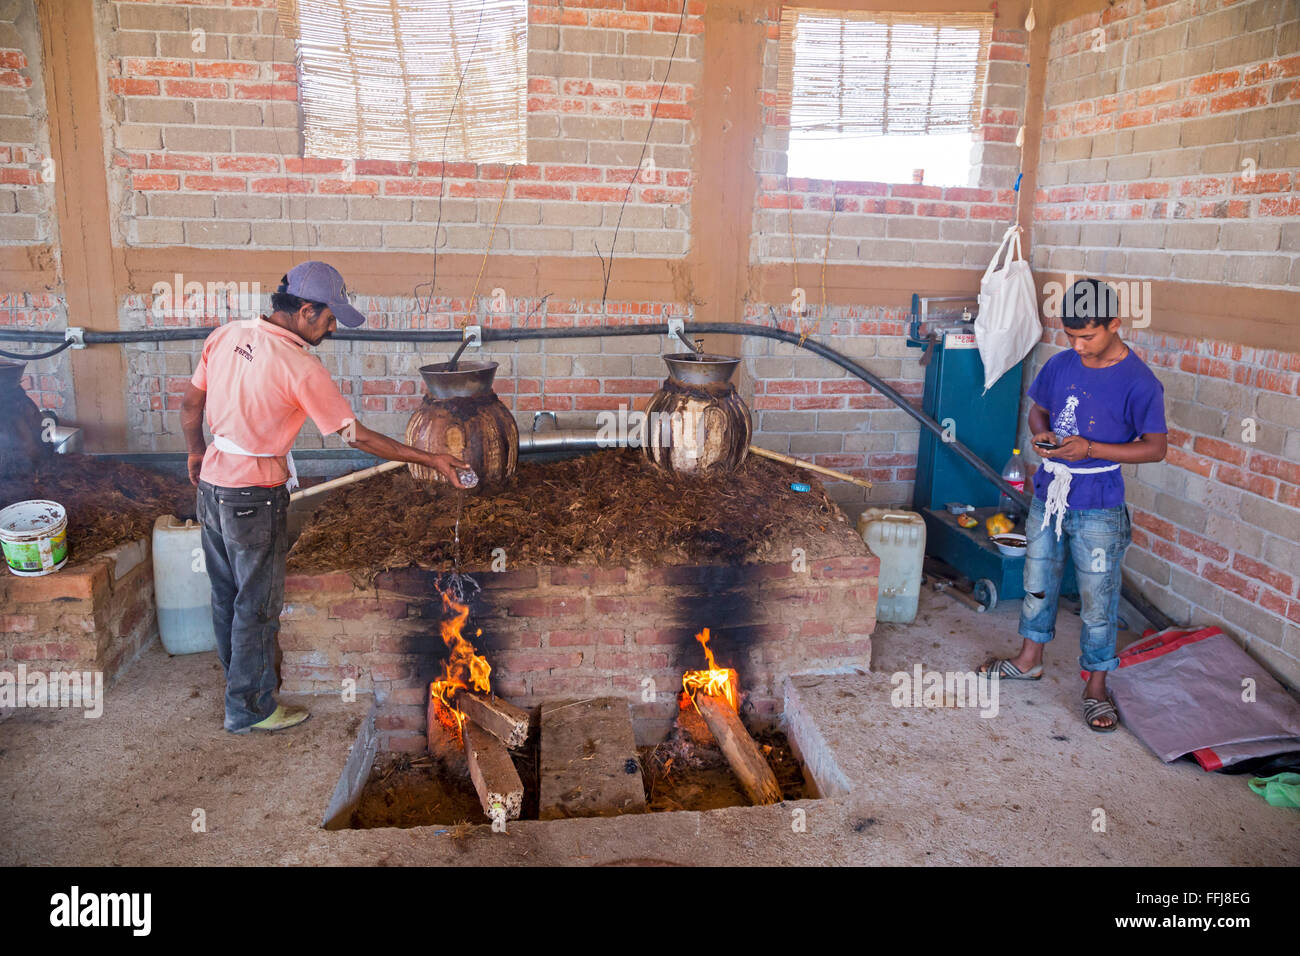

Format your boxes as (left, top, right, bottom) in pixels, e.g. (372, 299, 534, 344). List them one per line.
(1, 586, 1295, 866)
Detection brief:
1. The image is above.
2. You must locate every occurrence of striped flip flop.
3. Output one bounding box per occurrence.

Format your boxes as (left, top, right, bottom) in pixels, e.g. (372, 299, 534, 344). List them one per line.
(1083, 697, 1119, 733)
(978, 658, 1044, 680)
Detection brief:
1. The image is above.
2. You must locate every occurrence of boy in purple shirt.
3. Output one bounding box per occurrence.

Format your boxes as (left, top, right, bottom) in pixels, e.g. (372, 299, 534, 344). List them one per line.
(979, 279, 1168, 732)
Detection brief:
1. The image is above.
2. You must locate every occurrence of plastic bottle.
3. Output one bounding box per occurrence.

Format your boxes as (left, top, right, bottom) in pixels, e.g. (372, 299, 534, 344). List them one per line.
(999, 448, 1027, 521)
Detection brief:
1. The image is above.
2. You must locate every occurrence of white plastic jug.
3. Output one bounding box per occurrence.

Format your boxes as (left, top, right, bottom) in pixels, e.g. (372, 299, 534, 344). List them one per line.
(856, 508, 927, 624)
(152, 514, 218, 655)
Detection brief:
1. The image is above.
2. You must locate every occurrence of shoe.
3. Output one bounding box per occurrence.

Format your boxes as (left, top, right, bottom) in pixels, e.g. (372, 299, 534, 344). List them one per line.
(1083, 696, 1119, 733)
(230, 704, 311, 734)
(977, 658, 1043, 680)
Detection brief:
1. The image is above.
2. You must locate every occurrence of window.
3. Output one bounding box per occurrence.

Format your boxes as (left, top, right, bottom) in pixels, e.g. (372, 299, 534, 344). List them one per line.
(279, 0, 527, 163)
(777, 9, 993, 186)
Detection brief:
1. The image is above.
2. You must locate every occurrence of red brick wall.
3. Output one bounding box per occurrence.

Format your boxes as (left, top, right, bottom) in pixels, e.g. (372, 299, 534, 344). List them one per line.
(0, 539, 159, 699)
(104, 0, 702, 252)
(0, 4, 72, 423)
(0, 0, 53, 245)
(752, 12, 1030, 269)
(741, 304, 923, 515)
(1033, 0, 1299, 287)
(281, 554, 879, 750)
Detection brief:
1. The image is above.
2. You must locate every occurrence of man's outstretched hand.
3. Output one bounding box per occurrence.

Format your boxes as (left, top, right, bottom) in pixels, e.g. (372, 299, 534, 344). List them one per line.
(425, 451, 472, 488)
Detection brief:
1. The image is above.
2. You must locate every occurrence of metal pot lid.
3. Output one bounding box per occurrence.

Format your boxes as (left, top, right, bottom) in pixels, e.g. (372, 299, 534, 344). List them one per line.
(662, 352, 740, 386)
(419, 360, 499, 399)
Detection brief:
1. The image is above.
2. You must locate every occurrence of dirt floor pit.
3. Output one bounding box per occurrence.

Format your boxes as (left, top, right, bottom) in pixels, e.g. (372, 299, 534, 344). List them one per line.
(323, 693, 825, 830)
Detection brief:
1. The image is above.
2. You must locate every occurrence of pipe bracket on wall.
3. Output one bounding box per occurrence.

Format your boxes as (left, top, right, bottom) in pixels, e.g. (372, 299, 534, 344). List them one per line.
(462, 325, 482, 349)
(64, 328, 86, 350)
(667, 317, 684, 351)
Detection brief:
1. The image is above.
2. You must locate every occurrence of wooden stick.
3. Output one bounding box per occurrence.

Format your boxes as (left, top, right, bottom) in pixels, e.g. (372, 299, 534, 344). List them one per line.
(454, 690, 530, 750)
(748, 444, 873, 489)
(462, 718, 524, 822)
(926, 573, 987, 614)
(694, 692, 783, 806)
(289, 459, 405, 503)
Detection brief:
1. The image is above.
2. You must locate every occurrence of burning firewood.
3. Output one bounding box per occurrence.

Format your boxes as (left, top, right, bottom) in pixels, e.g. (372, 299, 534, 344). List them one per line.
(425, 589, 530, 748)
(683, 629, 783, 807)
(693, 693, 783, 806)
(462, 718, 524, 822)
(454, 690, 530, 750)
(423, 586, 526, 820)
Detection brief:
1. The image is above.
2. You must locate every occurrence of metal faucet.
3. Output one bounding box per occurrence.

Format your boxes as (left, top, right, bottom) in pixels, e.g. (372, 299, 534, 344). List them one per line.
(671, 326, 699, 355)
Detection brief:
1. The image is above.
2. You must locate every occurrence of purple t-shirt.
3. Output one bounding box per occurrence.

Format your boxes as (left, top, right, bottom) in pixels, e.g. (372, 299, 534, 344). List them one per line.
(1027, 348, 1167, 510)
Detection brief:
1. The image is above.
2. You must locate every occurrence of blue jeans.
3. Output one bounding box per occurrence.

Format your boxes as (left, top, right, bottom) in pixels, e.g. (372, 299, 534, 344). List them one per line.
(197, 481, 290, 731)
(1019, 496, 1131, 673)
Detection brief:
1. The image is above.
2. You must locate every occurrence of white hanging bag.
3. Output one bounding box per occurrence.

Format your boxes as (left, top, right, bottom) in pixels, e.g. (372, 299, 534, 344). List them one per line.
(974, 224, 1041, 393)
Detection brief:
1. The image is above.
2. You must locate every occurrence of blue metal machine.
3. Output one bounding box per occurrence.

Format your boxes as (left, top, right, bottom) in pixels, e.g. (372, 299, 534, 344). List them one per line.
(906, 293, 1076, 610)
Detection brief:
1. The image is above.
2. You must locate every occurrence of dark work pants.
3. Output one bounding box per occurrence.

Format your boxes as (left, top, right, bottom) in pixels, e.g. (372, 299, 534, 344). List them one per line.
(197, 480, 289, 731)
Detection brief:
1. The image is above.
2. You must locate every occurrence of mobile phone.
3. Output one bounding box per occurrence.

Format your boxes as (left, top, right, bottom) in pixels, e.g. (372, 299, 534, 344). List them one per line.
(1033, 439, 1061, 450)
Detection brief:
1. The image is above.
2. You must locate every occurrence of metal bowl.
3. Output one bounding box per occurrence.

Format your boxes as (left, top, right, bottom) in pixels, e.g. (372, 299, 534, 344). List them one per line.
(419, 361, 498, 399)
(662, 352, 740, 386)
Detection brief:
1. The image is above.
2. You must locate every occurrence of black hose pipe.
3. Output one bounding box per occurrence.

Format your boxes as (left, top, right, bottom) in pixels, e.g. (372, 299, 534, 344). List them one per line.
(0, 339, 75, 361)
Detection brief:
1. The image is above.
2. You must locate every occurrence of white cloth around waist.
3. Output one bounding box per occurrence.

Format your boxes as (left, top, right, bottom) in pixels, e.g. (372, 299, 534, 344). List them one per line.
(211, 434, 298, 492)
(1039, 459, 1120, 539)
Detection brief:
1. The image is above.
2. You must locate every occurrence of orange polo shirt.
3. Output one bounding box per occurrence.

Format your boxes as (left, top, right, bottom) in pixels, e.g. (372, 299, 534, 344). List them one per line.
(191, 318, 354, 488)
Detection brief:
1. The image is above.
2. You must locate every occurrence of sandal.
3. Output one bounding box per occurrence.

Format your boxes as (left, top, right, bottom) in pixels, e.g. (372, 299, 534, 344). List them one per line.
(1083, 697, 1119, 733)
(978, 658, 1043, 680)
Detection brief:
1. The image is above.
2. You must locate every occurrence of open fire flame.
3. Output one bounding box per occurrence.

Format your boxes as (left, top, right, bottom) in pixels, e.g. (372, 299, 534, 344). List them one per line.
(429, 588, 491, 739)
(681, 628, 739, 712)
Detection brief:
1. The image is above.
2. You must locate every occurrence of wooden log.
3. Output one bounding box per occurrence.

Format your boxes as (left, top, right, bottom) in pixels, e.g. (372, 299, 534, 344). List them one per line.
(462, 718, 524, 822)
(289, 459, 405, 503)
(694, 692, 783, 806)
(748, 444, 873, 489)
(454, 690, 530, 750)
(426, 692, 465, 760)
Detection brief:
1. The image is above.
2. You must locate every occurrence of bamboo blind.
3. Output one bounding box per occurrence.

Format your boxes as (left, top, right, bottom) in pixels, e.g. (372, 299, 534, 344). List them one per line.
(776, 8, 993, 137)
(277, 0, 527, 163)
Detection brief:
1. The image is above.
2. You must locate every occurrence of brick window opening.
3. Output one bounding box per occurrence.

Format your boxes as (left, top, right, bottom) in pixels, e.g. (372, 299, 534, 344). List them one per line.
(777, 9, 992, 187)
(278, 0, 528, 164)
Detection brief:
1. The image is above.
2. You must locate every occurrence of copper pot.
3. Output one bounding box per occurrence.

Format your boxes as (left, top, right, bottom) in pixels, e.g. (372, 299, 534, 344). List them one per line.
(404, 361, 518, 490)
(642, 353, 751, 476)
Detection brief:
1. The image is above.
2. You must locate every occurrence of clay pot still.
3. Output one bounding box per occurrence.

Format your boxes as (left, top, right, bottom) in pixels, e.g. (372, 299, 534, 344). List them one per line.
(404, 361, 518, 490)
(642, 353, 751, 476)
(0, 360, 48, 478)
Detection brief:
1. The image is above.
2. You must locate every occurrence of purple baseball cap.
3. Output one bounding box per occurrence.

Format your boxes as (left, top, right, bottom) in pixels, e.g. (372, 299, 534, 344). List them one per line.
(282, 260, 366, 327)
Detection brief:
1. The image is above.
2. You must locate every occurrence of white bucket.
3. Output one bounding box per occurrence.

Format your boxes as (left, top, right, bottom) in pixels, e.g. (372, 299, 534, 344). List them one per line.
(0, 499, 69, 576)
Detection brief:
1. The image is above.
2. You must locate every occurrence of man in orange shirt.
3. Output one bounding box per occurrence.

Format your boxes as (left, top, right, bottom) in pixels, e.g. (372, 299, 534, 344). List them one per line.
(180, 261, 467, 734)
